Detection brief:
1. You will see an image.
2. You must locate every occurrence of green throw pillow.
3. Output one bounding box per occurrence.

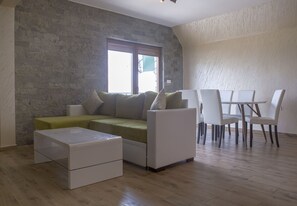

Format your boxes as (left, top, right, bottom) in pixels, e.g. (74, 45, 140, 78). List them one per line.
(166, 91, 183, 109)
(116, 93, 145, 120)
(142, 91, 158, 120)
(97, 91, 117, 116)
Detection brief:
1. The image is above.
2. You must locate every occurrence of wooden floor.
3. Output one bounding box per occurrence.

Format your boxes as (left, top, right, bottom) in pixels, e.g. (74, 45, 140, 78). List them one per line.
(1, 130, 297, 206)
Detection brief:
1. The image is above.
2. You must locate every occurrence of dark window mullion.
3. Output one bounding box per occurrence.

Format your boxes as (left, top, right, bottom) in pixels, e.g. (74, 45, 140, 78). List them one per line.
(158, 49, 163, 91)
(132, 47, 139, 94)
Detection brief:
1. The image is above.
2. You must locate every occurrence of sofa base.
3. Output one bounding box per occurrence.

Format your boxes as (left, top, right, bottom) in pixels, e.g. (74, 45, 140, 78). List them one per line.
(186, 157, 194, 162)
(123, 139, 147, 167)
(148, 157, 195, 172)
(147, 167, 166, 173)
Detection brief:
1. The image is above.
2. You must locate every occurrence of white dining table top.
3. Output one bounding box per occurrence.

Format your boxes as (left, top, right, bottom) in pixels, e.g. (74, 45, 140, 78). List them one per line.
(221, 100, 267, 104)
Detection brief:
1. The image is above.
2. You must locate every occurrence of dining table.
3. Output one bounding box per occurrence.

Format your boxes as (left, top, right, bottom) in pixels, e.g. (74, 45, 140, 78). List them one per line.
(221, 100, 267, 148)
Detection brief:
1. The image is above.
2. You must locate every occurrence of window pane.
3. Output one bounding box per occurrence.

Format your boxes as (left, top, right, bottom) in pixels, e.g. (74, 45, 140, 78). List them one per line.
(108, 50, 133, 94)
(138, 54, 159, 93)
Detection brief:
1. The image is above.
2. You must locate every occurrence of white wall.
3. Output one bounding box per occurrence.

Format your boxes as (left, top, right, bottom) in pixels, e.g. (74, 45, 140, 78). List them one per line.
(0, 5, 16, 147)
(173, 0, 297, 134)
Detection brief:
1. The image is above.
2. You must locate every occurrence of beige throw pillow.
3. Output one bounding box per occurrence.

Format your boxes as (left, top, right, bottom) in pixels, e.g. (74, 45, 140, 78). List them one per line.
(150, 89, 166, 110)
(82, 90, 103, 114)
(166, 91, 183, 109)
(97, 91, 117, 116)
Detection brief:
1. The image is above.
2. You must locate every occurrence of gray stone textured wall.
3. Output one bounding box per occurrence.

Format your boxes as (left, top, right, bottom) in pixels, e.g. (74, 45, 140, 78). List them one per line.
(15, 0, 183, 145)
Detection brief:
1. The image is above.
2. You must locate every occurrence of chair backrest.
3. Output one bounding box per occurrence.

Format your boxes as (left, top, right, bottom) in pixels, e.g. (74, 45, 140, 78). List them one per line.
(201, 89, 223, 125)
(267, 89, 285, 121)
(220, 90, 233, 114)
(179, 90, 201, 123)
(235, 90, 255, 116)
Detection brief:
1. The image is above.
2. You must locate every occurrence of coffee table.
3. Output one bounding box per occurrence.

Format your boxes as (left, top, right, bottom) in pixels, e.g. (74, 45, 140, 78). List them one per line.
(34, 127, 123, 189)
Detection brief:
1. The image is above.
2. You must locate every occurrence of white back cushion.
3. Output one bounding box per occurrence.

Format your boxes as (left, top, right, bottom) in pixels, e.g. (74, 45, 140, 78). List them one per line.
(220, 90, 233, 114)
(235, 90, 255, 116)
(179, 90, 201, 123)
(268, 89, 285, 121)
(201, 89, 223, 125)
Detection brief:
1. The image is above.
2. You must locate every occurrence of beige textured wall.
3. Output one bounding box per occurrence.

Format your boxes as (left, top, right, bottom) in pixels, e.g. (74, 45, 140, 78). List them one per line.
(0, 5, 16, 147)
(173, 0, 297, 134)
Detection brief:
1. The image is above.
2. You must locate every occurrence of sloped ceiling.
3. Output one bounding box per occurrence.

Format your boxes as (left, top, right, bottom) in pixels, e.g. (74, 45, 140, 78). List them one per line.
(69, 0, 272, 27)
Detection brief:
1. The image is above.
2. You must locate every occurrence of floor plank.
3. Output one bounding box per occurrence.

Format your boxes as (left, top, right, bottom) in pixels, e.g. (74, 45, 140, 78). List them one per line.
(1, 130, 297, 206)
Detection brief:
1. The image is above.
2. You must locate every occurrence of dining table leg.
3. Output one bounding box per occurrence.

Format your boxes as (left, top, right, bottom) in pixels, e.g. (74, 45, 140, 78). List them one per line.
(255, 104, 267, 142)
(240, 104, 247, 148)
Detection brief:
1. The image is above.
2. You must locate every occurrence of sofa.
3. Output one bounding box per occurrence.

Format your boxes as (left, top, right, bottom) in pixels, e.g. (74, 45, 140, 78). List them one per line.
(35, 91, 196, 170)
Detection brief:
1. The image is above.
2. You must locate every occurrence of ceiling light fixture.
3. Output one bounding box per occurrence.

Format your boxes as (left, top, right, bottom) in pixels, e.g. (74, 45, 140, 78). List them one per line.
(160, 0, 177, 3)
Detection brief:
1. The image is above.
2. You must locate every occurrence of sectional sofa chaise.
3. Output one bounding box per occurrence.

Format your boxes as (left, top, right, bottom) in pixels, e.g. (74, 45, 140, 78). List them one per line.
(35, 91, 196, 170)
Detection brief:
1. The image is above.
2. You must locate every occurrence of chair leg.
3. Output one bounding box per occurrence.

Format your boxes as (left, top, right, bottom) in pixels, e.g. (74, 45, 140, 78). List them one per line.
(211, 125, 214, 141)
(274, 125, 280, 147)
(197, 123, 201, 144)
(215, 125, 218, 141)
(217, 125, 220, 139)
(218, 125, 224, 148)
(235, 123, 239, 145)
(242, 124, 245, 142)
(213, 125, 215, 141)
(245, 122, 248, 138)
(250, 124, 253, 147)
(228, 124, 231, 136)
(201, 122, 204, 136)
(260, 124, 267, 142)
(269, 125, 274, 144)
(203, 124, 207, 145)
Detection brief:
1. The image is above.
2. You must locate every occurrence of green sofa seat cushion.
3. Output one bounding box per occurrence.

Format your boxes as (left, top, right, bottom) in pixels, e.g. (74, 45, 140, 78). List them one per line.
(89, 118, 147, 143)
(89, 118, 128, 133)
(35, 115, 113, 130)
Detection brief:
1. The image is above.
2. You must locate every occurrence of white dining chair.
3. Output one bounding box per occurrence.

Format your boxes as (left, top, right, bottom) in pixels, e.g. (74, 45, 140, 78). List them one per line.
(234, 90, 256, 117)
(179, 90, 204, 143)
(248, 89, 285, 147)
(220, 90, 234, 136)
(201, 89, 238, 148)
(232, 90, 256, 143)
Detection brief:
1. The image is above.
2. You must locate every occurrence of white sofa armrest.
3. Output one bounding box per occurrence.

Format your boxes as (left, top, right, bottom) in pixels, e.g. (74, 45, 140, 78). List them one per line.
(66, 105, 87, 116)
(147, 108, 196, 169)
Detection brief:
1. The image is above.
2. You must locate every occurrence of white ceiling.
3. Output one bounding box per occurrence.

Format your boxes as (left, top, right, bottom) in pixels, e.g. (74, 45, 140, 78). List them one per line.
(69, 0, 272, 27)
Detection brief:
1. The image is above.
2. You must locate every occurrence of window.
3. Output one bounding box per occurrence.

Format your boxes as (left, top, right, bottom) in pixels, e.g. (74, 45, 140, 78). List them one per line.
(107, 39, 162, 94)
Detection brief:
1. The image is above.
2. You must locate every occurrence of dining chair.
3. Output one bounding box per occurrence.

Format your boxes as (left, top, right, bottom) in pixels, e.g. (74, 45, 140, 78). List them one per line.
(234, 90, 256, 117)
(201, 89, 238, 148)
(248, 89, 285, 147)
(179, 90, 204, 144)
(220, 90, 234, 136)
(232, 90, 256, 142)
